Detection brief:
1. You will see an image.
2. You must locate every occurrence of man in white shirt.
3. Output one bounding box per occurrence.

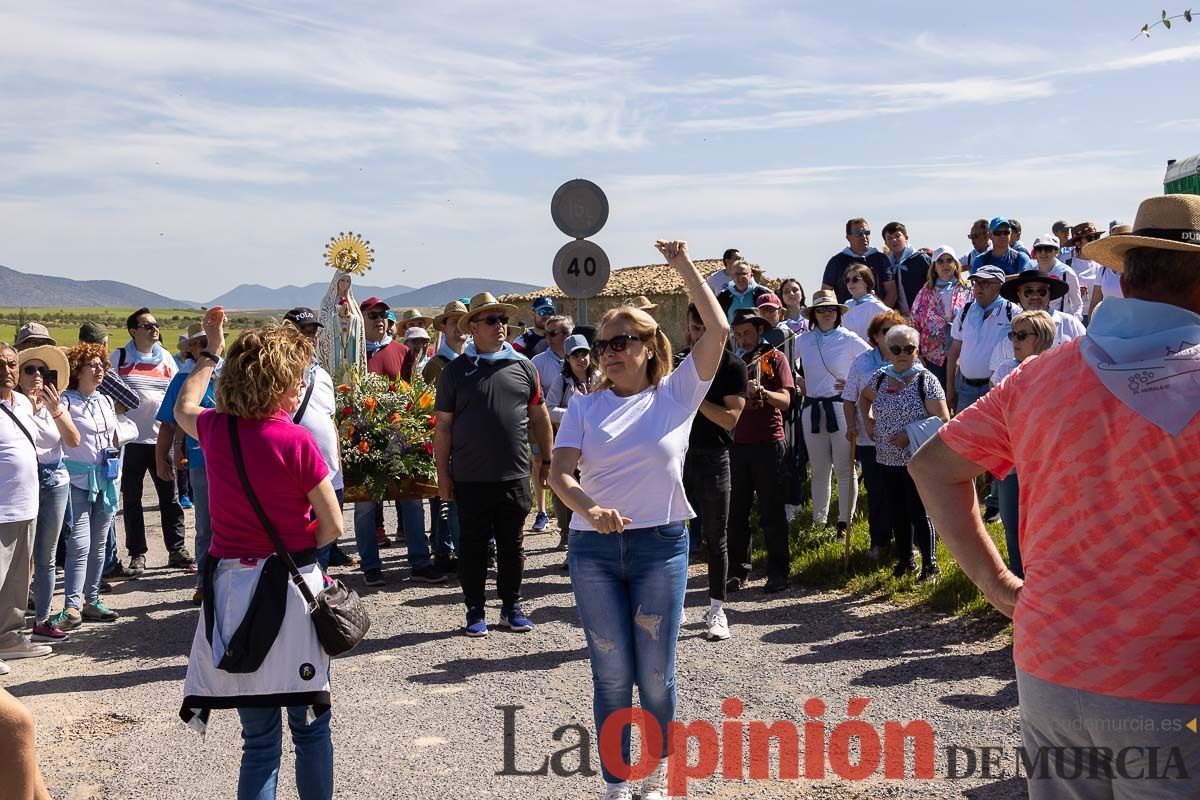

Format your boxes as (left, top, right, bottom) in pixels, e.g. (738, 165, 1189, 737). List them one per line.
(945, 266, 1020, 414)
(0, 343, 53, 671)
(989, 271, 1087, 370)
(529, 315, 572, 533)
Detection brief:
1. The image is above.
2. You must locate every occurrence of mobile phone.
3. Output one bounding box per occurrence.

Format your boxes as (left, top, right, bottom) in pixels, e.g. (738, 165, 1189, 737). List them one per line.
(46, 369, 57, 386)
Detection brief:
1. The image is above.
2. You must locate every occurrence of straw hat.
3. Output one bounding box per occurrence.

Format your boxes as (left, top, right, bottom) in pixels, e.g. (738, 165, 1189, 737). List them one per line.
(17, 345, 70, 391)
(1108, 224, 1133, 236)
(432, 300, 468, 332)
(459, 292, 518, 334)
(624, 295, 658, 312)
(1082, 194, 1200, 272)
(1000, 270, 1068, 304)
(397, 307, 433, 328)
(801, 289, 849, 323)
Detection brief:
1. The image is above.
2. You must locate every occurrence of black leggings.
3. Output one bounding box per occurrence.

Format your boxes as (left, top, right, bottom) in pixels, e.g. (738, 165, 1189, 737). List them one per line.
(879, 463, 934, 570)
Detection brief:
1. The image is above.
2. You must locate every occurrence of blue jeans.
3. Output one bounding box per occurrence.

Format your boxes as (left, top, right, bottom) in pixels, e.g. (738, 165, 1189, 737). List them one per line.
(997, 470, 1022, 579)
(103, 518, 118, 574)
(236, 706, 332, 800)
(953, 371, 992, 414)
(568, 523, 689, 785)
(66, 485, 116, 609)
(316, 488, 345, 571)
(398, 500, 431, 569)
(430, 497, 459, 559)
(32, 478, 70, 622)
(352, 503, 383, 573)
(189, 466, 212, 589)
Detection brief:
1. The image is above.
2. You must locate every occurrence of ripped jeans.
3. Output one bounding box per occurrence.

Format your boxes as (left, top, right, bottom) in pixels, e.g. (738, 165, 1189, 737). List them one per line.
(568, 522, 689, 785)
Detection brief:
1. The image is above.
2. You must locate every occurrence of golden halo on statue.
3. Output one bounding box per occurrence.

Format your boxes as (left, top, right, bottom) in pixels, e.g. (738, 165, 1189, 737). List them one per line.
(324, 231, 375, 276)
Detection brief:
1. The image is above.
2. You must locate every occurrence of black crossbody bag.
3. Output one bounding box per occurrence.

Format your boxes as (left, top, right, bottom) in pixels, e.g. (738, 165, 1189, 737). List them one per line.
(227, 415, 369, 656)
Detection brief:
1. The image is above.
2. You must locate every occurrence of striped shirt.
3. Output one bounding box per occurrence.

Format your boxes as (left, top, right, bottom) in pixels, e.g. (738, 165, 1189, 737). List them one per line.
(110, 343, 178, 444)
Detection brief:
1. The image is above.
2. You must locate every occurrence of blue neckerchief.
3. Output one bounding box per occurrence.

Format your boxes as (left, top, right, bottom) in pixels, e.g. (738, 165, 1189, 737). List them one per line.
(727, 279, 760, 300)
(122, 341, 169, 366)
(1087, 298, 1200, 364)
(365, 335, 392, 356)
(970, 296, 1006, 333)
(882, 362, 925, 382)
(734, 335, 766, 359)
(1041, 260, 1069, 281)
(866, 348, 885, 369)
(464, 341, 525, 363)
(935, 278, 955, 289)
(889, 246, 915, 269)
(841, 246, 879, 259)
(434, 340, 460, 363)
(847, 292, 877, 307)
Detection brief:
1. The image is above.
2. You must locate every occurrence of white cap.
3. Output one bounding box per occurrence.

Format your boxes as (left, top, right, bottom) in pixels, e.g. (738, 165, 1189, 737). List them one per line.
(1032, 233, 1060, 250)
(931, 245, 957, 262)
(403, 326, 430, 341)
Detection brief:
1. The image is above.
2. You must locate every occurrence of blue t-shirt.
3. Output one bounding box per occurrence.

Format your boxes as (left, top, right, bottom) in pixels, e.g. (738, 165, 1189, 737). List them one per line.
(155, 371, 216, 468)
(970, 248, 1033, 276)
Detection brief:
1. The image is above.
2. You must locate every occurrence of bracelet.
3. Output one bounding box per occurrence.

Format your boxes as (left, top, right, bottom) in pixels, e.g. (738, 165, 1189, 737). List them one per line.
(684, 281, 704, 293)
(51, 409, 64, 420)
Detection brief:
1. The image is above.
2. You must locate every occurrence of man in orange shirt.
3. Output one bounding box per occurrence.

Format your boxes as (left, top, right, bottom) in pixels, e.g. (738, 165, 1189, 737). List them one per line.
(911, 194, 1200, 798)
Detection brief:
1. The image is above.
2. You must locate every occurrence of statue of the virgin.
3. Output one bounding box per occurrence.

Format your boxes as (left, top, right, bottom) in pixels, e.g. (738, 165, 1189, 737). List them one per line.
(318, 232, 373, 383)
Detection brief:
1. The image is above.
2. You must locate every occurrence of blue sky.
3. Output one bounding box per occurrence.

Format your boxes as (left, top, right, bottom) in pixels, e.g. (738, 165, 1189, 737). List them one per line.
(1, 1, 1197, 303)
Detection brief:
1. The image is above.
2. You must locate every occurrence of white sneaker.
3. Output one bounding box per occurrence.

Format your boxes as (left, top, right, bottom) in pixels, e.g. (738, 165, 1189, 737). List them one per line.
(0, 658, 9, 676)
(784, 503, 800, 522)
(642, 763, 672, 799)
(0, 638, 52, 660)
(704, 607, 731, 641)
(601, 783, 633, 800)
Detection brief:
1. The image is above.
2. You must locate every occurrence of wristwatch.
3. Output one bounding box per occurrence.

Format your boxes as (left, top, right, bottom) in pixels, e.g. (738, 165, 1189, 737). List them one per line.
(199, 350, 221, 364)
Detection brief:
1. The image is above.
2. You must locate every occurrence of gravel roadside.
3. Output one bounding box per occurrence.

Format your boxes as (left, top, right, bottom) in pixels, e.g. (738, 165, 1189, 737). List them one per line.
(5, 494, 1026, 799)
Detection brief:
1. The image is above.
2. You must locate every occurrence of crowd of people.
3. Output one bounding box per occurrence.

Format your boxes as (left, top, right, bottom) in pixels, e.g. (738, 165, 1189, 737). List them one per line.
(2, 195, 1198, 800)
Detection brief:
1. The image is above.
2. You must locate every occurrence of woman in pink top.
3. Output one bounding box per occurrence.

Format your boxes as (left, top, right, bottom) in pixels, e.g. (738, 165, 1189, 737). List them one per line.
(175, 313, 343, 800)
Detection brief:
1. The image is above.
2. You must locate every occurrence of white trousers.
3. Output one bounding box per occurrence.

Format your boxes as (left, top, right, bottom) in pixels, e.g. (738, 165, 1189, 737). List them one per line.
(801, 405, 857, 525)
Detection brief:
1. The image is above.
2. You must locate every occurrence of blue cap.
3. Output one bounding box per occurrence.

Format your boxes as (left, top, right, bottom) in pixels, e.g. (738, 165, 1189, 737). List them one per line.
(532, 296, 556, 314)
(969, 265, 1007, 284)
(386, 310, 397, 322)
(988, 217, 1012, 233)
(563, 334, 590, 355)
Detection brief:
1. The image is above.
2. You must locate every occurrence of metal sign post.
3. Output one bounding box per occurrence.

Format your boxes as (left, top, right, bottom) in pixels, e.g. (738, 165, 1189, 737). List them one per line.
(551, 179, 610, 325)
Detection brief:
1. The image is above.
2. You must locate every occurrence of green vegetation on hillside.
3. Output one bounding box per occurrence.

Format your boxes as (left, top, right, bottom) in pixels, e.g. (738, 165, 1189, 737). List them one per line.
(0, 307, 279, 347)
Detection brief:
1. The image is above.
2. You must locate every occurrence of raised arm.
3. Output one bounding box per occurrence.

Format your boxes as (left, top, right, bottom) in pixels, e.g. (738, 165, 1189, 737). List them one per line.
(656, 240, 728, 381)
(176, 309, 224, 440)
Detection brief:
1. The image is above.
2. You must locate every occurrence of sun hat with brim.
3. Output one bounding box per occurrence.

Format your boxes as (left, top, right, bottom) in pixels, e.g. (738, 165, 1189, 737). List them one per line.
(624, 295, 658, 312)
(801, 290, 849, 323)
(1109, 224, 1133, 236)
(731, 308, 771, 331)
(563, 334, 590, 355)
(968, 265, 1007, 284)
(403, 327, 430, 342)
(18, 345, 70, 391)
(397, 308, 433, 328)
(14, 322, 55, 349)
(433, 300, 468, 332)
(1070, 221, 1100, 244)
(458, 292, 518, 334)
(1000, 270, 1068, 303)
(1082, 194, 1200, 272)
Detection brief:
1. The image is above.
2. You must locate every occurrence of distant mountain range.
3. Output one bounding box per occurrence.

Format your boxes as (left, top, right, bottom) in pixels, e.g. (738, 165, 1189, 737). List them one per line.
(0, 264, 199, 309)
(382, 278, 542, 310)
(204, 282, 414, 310)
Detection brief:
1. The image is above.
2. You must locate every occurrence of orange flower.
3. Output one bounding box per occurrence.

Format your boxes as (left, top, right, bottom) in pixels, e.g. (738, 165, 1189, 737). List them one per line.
(358, 441, 370, 453)
(390, 412, 401, 424)
(364, 396, 377, 413)
(337, 384, 350, 394)
(417, 392, 434, 409)
(346, 424, 355, 438)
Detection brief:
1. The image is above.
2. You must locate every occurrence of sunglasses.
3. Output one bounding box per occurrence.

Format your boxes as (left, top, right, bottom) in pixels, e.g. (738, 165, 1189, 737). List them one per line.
(889, 344, 917, 356)
(1008, 330, 1035, 342)
(1074, 233, 1101, 243)
(850, 229, 871, 237)
(592, 334, 648, 355)
(137, 322, 160, 330)
(814, 307, 838, 314)
(479, 314, 509, 327)
(22, 365, 50, 377)
(1019, 287, 1050, 298)
(366, 311, 389, 320)
(1033, 246, 1057, 254)
(535, 308, 555, 317)
(992, 229, 1012, 236)
(546, 329, 566, 338)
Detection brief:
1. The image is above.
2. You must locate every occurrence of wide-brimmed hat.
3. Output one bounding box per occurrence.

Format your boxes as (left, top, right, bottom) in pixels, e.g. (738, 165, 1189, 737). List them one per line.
(1082, 195, 1200, 272)
(14, 322, 55, 349)
(624, 295, 657, 312)
(1109, 224, 1133, 236)
(17, 344, 70, 391)
(1000, 270, 1068, 303)
(433, 300, 468, 332)
(1070, 221, 1100, 244)
(185, 322, 206, 341)
(731, 307, 770, 331)
(397, 308, 433, 328)
(459, 292, 518, 334)
(801, 289, 849, 323)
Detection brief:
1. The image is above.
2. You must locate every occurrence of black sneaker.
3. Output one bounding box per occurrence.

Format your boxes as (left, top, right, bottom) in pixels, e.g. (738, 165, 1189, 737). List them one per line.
(725, 577, 744, 594)
(433, 555, 458, 574)
(104, 561, 136, 580)
(411, 565, 447, 583)
(763, 576, 789, 594)
(917, 565, 942, 584)
(983, 507, 1001, 524)
(364, 569, 387, 587)
(127, 555, 146, 576)
(892, 560, 917, 578)
(99, 580, 113, 594)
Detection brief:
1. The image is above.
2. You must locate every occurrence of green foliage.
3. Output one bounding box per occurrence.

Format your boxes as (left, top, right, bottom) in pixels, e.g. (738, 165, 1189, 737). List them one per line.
(1137, 8, 1193, 37)
(337, 372, 438, 500)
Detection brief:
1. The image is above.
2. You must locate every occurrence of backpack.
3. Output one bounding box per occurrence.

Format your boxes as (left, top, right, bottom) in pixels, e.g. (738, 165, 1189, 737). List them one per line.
(875, 370, 931, 403)
(960, 299, 1014, 324)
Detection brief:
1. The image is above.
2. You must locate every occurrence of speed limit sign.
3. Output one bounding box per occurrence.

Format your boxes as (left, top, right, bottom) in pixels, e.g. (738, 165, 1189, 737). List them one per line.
(552, 240, 610, 299)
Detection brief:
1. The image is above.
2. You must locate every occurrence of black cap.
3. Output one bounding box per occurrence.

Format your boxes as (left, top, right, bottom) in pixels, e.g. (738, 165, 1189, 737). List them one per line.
(284, 307, 323, 327)
(731, 307, 770, 330)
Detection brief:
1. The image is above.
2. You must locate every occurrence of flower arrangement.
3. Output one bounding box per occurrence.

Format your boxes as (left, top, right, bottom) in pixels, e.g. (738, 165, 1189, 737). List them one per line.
(337, 372, 438, 501)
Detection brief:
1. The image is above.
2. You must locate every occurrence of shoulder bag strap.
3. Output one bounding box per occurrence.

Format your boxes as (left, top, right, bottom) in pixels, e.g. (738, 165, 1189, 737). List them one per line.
(0, 401, 35, 450)
(227, 414, 318, 607)
(292, 376, 316, 424)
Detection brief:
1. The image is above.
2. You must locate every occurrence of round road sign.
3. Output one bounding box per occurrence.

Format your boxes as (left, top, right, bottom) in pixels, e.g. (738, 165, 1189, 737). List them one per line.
(551, 179, 609, 239)
(552, 240, 610, 299)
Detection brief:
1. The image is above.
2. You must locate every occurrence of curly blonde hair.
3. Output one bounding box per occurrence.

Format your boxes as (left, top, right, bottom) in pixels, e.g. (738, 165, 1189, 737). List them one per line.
(66, 343, 109, 390)
(216, 325, 314, 419)
(594, 306, 673, 392)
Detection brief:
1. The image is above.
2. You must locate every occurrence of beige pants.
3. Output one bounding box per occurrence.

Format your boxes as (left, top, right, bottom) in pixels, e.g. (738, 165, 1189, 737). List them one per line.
(0, 519, 36, 648)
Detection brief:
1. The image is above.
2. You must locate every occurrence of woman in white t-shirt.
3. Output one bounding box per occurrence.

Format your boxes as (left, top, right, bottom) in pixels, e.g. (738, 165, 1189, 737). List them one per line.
(795, 291, 870, 537)
(841, 264, 890, 342)
(16, 346, 80, 642)
(550, 240, 727, 800)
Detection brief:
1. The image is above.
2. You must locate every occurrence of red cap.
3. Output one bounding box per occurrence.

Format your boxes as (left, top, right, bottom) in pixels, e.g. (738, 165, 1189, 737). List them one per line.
(359, 296, 389, 311)
(755, 291, 782, 309)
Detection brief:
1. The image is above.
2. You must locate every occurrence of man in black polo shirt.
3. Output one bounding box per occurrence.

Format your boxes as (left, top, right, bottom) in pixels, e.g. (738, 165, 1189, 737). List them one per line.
(821, 217, 898, 307)
(435, 292, 554, 638)
(681, 304, 747, 642)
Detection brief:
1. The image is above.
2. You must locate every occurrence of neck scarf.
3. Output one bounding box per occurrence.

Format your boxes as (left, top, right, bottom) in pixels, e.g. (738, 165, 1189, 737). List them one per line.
(890, 246, 915, 269)
(847, 292, 877, 307)
(435, 339, 461, 363)
(935, 278, 955, 290)
(365, 335, 392, 356)
(464, 341, 525, 363)
(812, 325, 840, 339)
(841, 246, 879, 259)
(1080, 297, 1200, 435)
(123, 340, 168, 366)
(727, 279, 760, 300)
(971, 296, 1005, 333)
(867, 348, 885, 369)
(882, 362, 925, 382)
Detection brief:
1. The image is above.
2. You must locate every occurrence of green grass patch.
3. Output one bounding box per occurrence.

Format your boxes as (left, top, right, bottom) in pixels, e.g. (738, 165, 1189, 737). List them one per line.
(1, 307, 279, 347)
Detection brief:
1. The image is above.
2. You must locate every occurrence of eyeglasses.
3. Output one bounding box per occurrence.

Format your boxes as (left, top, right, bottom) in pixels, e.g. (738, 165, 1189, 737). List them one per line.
(479, 314, 509, 327)
(592, 334, 648, 355)
(1033, 246, 1057, 254)
(1008, 330, 1035, 342)
(546, 329, 566, 338)
(1019, 287, 1050, 298)
(138, 322, 160, 330)
(814, 307, 838, 314)
(889, 344, 917, 356)
(22, 365, 50, 378)
(850, 229, 871, 237)
(83, 361, 105, 371)
(846, 276, 863, 284)
(366, 311, 389, 320)
(992, 229, 1012, 236)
